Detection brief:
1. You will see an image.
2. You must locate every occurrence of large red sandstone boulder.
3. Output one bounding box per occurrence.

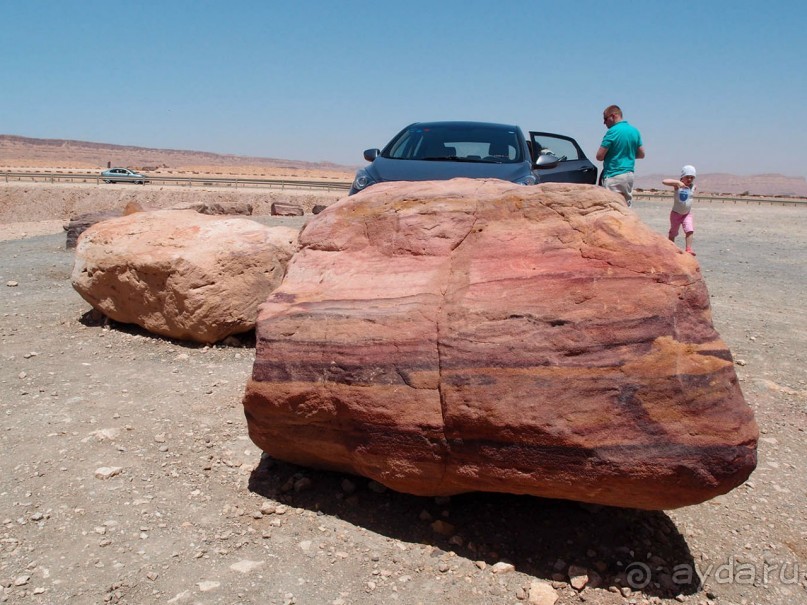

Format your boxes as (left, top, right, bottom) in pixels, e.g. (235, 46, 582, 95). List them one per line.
(242, 179, 758, 510)
(71, 210, 299, 343)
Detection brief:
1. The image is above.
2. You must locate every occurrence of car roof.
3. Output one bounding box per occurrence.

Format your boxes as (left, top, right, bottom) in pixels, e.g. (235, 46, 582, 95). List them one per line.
(405, 120, 521, 131)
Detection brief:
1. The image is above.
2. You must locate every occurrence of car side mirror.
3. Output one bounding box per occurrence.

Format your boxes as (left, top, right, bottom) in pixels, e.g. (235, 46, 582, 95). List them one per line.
(534, 153, 560, 170)
(363, 148, 381, 162)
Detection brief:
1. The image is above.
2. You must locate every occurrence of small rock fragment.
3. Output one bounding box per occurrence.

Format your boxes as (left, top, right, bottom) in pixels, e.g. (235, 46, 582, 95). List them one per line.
(94, 467, 123, 479)
(430, 520, 455, 535)
(528, 580, 558, 605)
(568, 565, 589, 591)
(492, 562, 515, 574)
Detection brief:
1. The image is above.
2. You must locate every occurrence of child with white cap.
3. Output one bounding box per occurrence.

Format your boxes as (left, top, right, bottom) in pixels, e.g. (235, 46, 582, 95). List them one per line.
(663, 165, 698, 255)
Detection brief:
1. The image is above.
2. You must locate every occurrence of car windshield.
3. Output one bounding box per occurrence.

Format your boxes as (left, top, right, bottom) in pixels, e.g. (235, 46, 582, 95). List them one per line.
(383, 124, 524, 164)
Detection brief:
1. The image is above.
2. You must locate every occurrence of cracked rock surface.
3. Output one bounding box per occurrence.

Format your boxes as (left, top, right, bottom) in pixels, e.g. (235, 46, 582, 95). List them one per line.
(243, 180, 757, 510)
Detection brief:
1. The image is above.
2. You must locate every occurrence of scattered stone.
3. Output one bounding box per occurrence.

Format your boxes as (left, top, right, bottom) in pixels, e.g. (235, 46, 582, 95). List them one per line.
(230, 560, 264, 574)
(197, 581, 220, 592)
(84, 428, 121, 442)
(367, 481, 387, 493)
(492, 562, 515, 574)
(94, 467, 122, 480)
(568, 565, 589, 591)
(430, 520, 455, 535)
(270, 202, 304, 216)
(170, 201, 253, 216)
(340, 478, 356, 494)
(528, 580, 558, 605)
(260, 502, 277, 515)
(6, 280, 19, 287)
(293, 477, 312, 492)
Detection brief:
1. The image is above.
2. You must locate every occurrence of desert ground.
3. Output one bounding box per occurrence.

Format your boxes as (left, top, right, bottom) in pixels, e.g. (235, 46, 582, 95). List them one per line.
(1, 181, 805, 605)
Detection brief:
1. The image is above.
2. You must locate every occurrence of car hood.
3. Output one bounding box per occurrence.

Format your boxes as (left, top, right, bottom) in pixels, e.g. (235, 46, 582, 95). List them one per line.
(367, 157, 531, 184)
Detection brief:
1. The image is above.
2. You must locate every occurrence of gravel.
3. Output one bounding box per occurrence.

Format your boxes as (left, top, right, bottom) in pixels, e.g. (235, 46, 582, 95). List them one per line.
(0, 195, 805, 604)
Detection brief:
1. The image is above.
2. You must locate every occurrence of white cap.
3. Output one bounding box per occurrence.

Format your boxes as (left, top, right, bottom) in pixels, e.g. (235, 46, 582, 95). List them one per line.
(681, 165, 697, 178)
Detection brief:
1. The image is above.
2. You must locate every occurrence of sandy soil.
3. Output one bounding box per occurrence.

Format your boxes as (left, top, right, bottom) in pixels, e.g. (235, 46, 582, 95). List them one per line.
(0, 193, 805, 605)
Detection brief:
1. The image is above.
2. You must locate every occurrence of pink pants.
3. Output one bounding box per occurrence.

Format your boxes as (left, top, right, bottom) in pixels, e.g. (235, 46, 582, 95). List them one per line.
(669, 211, 694, 237)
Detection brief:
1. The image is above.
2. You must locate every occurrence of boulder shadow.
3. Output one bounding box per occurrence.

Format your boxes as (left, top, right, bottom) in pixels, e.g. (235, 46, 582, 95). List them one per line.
(77, 310, 256, 348)
(248, 455, 701, 599)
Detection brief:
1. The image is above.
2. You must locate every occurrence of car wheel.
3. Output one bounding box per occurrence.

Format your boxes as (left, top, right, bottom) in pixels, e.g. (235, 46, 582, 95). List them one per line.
(104, 179, 112, 184)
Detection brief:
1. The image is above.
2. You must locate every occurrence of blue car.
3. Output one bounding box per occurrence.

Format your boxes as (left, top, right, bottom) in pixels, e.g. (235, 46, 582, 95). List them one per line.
(101, 168, 148, 184)
(349, 121, 597, 195)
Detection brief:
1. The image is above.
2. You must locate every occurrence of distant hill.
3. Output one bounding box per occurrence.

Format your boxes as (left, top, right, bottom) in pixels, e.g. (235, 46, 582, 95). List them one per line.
(0, 134, 357, 178)
(634, 172, 807, 197)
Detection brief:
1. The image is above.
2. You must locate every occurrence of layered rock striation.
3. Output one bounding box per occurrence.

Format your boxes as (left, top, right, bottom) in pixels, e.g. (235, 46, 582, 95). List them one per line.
(243, 179, 758, 509)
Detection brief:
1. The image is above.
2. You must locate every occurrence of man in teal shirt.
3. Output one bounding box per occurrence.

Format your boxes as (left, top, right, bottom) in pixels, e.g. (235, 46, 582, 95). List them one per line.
(596, 105, 645, 207)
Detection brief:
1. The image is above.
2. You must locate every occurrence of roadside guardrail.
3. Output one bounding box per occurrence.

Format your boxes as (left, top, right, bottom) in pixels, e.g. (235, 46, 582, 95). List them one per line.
(634, 191, 807, 207)
(2, 172, 805, 205)
(0, 171, 353, 192)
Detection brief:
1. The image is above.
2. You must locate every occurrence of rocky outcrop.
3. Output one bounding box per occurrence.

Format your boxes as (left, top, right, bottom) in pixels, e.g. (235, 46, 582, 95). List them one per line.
(271, 202, 304, 216)
(169, 201, 254, 216)
(64, 209, 124, 249)
(71, 210, 299, 343)
(242, 179, 757, 510)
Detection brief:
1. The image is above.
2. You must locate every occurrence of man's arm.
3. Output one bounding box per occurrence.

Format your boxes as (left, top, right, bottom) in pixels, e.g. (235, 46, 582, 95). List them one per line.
(595, 146, 608, 162)
(636, 145, 646, 159)
(662, 178, 682, 189)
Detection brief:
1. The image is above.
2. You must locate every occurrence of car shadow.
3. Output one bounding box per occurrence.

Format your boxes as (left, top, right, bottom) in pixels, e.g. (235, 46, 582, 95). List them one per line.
(248, 455, 701, 599)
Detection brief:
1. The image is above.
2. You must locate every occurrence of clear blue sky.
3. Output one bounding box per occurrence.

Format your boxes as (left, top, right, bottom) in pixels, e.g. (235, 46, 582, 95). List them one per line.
(2, 0, 806, 177)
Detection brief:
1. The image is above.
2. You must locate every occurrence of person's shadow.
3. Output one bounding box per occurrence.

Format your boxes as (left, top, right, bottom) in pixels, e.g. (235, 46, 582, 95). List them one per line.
(249, 455, 701, 599)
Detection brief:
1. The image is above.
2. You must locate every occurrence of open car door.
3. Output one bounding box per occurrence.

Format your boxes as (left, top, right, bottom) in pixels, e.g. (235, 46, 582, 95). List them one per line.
(529, 132, 598, 184)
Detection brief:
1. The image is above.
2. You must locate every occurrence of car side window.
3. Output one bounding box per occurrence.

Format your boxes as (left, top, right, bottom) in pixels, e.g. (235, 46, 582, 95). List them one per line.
(532, 135, 579, 162)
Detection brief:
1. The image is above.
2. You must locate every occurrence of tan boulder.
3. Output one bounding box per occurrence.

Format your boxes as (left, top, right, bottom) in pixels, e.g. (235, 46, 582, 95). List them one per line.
(242, 179, 758, 510)
(169, 201, 254, 216)
(271, 202, 304, 216)
(72, 210, 299, 343)
(64, 200, 252, 249)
